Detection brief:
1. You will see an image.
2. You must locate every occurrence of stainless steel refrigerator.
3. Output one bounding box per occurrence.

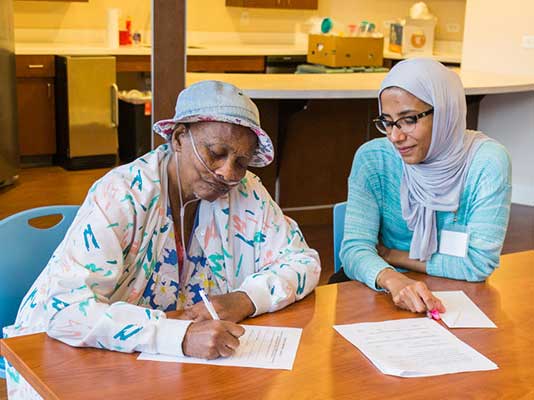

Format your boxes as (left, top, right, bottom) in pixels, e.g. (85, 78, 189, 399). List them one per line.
(0, 0, 19, 187)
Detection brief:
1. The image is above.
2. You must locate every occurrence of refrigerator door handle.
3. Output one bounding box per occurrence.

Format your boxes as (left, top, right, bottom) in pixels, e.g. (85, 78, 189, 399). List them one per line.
(111, 83, 119, 128)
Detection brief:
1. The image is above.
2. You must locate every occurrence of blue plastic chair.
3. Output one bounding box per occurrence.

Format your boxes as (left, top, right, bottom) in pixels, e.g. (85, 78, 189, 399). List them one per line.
(333, 202, 347, 273)
(0, 205, 79, 379)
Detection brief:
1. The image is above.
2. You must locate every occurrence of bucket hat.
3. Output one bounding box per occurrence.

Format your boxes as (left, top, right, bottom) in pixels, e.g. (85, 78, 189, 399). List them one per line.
(153, 80, 274, 167)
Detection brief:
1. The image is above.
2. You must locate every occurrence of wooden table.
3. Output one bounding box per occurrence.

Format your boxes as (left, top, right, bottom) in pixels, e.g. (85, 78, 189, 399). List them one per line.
(2, 251, 534, 400)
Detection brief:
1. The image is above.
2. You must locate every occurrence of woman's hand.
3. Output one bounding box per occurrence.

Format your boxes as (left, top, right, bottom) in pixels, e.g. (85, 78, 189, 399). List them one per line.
(182, 320, 245, 359)
(377, 269, 446, 314)
(179, 292, 255, 323)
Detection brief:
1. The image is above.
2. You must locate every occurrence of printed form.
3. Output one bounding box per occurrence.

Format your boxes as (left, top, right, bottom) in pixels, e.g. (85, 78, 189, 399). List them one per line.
(334, 318, 497, 378)
(138, 325, 302, 370)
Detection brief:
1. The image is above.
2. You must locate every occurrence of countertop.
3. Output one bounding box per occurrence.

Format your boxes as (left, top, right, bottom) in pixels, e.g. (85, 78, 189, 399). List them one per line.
(14, 43, 309, 56)
(15, 41, 461, 62)
(186, 69, 534, 99)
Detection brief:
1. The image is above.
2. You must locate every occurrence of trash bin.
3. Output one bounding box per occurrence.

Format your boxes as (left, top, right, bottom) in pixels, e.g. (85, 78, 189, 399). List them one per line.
(118, 90, 152, 163)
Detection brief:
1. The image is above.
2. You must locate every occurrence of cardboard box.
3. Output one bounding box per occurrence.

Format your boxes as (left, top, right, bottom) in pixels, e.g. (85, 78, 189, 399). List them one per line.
(307, 34, 384, 67)
(389, 18, 436, 56)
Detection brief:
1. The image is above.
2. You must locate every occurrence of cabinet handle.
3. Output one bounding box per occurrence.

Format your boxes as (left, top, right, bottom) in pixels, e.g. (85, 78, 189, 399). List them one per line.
(47, 83, 52, 98)
(111, 83, 119, 128)
(28, 64, 44, 69)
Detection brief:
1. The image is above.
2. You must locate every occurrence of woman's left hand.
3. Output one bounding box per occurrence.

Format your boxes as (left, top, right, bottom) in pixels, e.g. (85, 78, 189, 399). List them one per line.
(178, 292, 255, 323)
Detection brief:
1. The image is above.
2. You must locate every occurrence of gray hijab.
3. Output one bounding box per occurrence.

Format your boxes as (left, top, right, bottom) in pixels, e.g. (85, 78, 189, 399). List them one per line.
(378, 58, 489, 261)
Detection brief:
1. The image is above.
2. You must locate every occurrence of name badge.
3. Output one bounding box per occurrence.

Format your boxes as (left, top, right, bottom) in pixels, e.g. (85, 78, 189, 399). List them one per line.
(439, 227, 469, 258)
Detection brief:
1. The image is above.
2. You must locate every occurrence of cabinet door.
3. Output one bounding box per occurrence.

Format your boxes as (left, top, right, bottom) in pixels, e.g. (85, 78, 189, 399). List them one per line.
(226, 0, 316, 8)
(279, 0, 317, 9)
(226, 0, 276, 7)
(17, 78, 56, 156)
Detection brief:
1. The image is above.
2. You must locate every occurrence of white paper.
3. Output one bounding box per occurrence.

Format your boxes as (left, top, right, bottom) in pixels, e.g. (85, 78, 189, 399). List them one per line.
(433, 291, 497, 328)
(138, 325, 302, 370)
(439, 229, 469, 257)
(334, 318, 497, 378)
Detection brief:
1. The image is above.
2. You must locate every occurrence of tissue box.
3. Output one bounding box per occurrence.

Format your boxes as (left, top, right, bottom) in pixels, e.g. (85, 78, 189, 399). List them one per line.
(307, 34, 384, 67)
(399, 18, 436, 56)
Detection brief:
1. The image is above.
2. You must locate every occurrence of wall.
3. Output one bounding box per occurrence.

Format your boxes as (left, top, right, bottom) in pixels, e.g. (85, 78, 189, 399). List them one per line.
(14, 0, 465, 42)
(326, 0, 466, 41)
(14, 0, 150, 32)
(462, 0, 534, 206)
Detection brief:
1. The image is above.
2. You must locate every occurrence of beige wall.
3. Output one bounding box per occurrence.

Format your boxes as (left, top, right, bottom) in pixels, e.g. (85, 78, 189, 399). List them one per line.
(14, 0, 151, 32)
(326, 0, 466, 41)
(15, 0, 465, 41)
(462, 0, 534, 206)
(462, 0, 534, 75)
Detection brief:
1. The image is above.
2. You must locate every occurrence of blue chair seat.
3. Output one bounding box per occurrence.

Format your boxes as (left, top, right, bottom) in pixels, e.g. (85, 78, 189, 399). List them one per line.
(333, 202, 347, 273)
(0, 205, 79, 379)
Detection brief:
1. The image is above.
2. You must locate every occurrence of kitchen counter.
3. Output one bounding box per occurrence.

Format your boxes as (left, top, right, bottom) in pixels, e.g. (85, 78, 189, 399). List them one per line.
(14, 42, 308, 56)
(383, 40, 462, 64)
(15, 40, 461, 62)
(186, 69, 534, 99)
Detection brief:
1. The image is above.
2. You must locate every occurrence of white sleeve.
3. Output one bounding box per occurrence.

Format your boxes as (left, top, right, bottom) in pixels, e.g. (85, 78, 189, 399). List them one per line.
(237, 183, 321, 316)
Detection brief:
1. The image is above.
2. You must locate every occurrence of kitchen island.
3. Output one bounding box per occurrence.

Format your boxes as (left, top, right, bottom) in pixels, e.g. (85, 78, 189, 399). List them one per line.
(184, 70, 534, 222)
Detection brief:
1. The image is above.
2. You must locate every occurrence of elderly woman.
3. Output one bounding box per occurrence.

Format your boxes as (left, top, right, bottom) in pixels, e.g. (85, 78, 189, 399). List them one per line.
(338, 58, 511, 314)
(9, 80, 320, 360)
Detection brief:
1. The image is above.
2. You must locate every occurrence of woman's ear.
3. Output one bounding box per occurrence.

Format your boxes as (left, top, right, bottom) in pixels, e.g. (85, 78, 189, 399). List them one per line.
(171, 124, 187, 153)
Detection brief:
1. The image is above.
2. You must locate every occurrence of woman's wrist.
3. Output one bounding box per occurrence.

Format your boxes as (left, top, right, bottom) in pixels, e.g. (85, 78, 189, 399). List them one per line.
(376, 268, 397, 291)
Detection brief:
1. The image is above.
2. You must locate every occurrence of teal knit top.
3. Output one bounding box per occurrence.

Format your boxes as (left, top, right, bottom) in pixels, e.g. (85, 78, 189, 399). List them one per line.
(340, 138, 512, 290)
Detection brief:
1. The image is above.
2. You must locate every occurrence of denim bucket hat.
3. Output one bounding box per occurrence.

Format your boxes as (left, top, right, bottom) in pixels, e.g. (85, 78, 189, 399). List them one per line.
(153, 80, 274, 167)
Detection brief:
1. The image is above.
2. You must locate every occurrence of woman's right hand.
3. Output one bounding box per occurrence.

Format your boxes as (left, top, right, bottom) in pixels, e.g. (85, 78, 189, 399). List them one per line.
(182, 320, 245, 359)
(377, 269, 445, 314)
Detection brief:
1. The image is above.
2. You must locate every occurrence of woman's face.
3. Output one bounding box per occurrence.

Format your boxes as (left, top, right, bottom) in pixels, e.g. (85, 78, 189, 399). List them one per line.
(173, 121, 258, 202)
(380, 87, 433, 164)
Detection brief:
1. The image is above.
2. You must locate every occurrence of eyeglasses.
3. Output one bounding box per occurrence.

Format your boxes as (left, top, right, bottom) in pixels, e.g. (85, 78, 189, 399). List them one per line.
(373, 108, 434, 135)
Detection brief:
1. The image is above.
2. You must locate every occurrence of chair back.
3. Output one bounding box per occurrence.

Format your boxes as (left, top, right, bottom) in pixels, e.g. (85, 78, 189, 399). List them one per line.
(0, 205, 79, 378)
(333, 202, 347, 273)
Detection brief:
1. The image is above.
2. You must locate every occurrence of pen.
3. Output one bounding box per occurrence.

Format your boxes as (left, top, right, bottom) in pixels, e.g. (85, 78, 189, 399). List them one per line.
(427, 308, 441, 320)
(199, 289, 220, 320)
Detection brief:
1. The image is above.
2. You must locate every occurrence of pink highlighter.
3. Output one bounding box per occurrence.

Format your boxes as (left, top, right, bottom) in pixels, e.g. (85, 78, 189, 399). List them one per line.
(427, 308, 441, 320)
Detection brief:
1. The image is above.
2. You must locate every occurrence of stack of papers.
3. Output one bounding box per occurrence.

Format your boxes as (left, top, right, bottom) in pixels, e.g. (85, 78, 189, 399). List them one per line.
(433, 291, 497, 328)
(334, 318, 498, 378)
(138, 325, 302, 370)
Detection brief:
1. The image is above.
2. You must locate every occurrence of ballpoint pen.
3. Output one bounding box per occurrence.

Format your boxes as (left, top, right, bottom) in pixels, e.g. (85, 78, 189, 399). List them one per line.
(199, 289, 220, 320)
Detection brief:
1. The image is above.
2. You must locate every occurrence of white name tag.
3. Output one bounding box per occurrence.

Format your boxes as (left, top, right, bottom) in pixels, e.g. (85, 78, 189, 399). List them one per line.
(439, 229, 469, 258)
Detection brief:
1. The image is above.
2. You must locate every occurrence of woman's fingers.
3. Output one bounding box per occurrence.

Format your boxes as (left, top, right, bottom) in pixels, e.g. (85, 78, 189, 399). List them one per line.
(182, 320, 243, 359)
(393, 280, 443, 313)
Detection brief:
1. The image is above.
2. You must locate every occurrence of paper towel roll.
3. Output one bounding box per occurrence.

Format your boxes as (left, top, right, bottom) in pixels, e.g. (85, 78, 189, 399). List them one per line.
(107, 8, 120, 48)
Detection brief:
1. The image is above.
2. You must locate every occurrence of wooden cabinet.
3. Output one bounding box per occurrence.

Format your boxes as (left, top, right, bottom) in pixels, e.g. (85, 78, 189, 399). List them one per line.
(226, 0, 317, 10)
(116, 55, 266, 73)
(187, 56, 265, 73)
(277, 0, 318, 9)
(15, 55, 56, 158)
(15, 0, 88, 2)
